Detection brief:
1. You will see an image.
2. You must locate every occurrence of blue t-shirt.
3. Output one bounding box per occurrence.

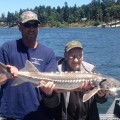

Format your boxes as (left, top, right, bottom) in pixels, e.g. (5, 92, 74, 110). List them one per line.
(0, 39, 57, 119)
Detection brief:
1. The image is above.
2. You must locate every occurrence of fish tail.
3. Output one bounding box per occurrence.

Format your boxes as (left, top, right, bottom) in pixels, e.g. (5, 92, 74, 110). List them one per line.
(0, 62, 11, 82)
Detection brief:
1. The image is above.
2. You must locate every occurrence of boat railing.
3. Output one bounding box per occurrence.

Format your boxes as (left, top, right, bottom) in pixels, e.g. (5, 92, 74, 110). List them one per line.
(100, 98, 120, 120)
(100, 114, 120, 120)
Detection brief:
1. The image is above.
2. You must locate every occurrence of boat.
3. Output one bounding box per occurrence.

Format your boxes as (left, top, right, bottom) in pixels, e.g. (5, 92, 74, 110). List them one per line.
(100, 98, 120, 120)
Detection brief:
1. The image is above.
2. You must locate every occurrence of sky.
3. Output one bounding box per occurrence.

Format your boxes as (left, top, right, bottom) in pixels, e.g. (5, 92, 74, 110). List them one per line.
(0, 0, 92, 16)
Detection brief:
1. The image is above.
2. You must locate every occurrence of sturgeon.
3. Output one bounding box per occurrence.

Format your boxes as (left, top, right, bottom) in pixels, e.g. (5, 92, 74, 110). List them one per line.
(0, 60, 120, 102)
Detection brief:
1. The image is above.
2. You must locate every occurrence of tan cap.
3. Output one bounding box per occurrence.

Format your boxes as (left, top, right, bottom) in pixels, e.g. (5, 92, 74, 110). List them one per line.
(65, 40, 83, 52)
(20, 11, 40, 23)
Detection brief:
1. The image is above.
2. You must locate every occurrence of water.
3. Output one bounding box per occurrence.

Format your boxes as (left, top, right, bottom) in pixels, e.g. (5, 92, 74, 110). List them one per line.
(0, 27, 120, 113)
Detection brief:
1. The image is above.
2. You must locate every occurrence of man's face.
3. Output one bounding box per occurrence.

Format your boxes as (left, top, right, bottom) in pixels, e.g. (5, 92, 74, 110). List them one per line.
(19, 20, 39, 41)
(65, 48, 83, 71)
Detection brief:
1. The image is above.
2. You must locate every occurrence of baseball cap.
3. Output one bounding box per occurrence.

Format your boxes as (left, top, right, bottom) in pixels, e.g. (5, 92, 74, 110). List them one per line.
(65, 40, 83, 52)
(20, 11, 40, 23)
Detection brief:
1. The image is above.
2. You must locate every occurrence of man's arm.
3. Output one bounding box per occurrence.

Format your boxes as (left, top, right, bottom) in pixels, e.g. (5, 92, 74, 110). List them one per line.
(39, 49, 60, 108)
(41, 91, 60, 108)
(39, 80, 60, 108)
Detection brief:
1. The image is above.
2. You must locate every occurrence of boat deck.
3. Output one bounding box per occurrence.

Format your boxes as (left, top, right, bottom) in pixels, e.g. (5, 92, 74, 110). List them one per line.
(100, 98, 120, 120)
(100, 114, 120, 120)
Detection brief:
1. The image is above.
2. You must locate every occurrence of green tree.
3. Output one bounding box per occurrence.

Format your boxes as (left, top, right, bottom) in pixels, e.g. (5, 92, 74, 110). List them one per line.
(0, 13, 6, 22)
(117, 0, 120, 4)
(63, 2, 69, 22)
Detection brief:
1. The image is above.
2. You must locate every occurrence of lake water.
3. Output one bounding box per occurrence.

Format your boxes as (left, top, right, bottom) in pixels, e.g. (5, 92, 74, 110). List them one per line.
(0, 27, 120, 113)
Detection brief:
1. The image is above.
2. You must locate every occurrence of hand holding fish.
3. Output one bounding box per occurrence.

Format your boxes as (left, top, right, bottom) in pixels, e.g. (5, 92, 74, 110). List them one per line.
(97, 90, 107, 97)
(6, 65, 18, 78)
(39, 80, 55, 96)
(80, 81, 94, 90)
(73, 81, 94, 91)
(0, 64, 18, 85)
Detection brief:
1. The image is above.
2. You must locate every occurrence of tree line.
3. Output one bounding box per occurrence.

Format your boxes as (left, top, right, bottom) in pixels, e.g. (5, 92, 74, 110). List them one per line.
(0, 0, 120, 27)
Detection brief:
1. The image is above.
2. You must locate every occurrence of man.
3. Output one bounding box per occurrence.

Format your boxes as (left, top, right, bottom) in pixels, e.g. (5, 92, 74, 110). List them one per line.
(0, 11, 59, 120)
(55, 40, 107, 120)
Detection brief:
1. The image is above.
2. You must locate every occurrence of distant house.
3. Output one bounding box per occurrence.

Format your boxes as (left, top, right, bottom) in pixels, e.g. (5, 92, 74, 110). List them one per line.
(0, 22, 5, 26)
(81, 18, 87, 22)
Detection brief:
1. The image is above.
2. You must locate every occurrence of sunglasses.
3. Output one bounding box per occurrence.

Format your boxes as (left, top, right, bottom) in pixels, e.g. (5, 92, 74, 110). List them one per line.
(23, 22, 39, 28)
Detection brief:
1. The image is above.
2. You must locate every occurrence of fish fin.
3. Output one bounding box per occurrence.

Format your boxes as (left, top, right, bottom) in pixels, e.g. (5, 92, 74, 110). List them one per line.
(11, 77, 25, 86)
(11, 60, 40, 86)
(83, 88, 99, 102)
(20, 60, 40, 77)
(20, 60, 39, 72)
(11, 77, 37, 87)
